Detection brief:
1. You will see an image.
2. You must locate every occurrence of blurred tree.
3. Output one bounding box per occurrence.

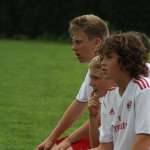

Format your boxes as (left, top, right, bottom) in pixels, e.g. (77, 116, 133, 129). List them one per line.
(0, 0, 150, 38)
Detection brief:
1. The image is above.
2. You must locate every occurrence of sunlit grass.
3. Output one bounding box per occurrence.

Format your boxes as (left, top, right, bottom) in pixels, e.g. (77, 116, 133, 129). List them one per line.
(0, 39, 88, 150)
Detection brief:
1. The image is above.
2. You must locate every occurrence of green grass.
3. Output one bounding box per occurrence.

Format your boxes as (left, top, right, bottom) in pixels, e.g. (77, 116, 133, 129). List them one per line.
(0, 39, 88, 150)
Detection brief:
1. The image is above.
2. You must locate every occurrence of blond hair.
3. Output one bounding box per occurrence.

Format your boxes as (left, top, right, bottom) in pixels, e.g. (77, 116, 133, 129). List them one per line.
(69, 14, 109, 40)
(89, 55, 102, 69)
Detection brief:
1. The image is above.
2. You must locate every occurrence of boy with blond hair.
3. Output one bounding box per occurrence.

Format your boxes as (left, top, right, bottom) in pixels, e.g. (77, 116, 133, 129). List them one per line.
(36, 14, 109, 150)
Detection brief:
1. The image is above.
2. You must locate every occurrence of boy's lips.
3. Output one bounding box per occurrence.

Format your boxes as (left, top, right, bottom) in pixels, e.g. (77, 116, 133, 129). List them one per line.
(102, 67, 107, 73)
(93, 88, 98, 92)
(75, 53, 80, 58)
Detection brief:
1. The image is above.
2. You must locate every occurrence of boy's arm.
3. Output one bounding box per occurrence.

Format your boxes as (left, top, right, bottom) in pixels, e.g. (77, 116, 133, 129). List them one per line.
(89, 113, 100, 148)
(47, 100, 87, 141)
(100, 143, 113, 150)
(133, 90, 150, 150)
(67, 120, 89, 142)
(88, 92, 101, 148)
(56, 120, 89, 150)
(132, 134, 150, 150)
(60, 97, 101, 149)
(35, 100, 87, 150)
(92, 143, 113, 150)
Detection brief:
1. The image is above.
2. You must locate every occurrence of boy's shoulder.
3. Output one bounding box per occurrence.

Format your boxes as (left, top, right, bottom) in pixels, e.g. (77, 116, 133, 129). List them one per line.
(132, 76, 150, 90)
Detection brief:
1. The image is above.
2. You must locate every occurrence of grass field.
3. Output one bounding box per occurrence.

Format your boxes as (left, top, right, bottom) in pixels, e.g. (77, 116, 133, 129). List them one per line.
(0, 39, 88, 150)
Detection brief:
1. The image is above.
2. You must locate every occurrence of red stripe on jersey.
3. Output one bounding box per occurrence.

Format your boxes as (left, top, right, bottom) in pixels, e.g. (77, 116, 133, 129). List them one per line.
(139, 78, 147, 88)
(142, 78, 150, 88)
(133, 77, 150, 89)
(133, 80, 143, 89)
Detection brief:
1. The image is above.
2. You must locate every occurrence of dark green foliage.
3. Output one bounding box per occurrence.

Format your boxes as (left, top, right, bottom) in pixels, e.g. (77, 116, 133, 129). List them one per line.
(0, 0, 150, 38)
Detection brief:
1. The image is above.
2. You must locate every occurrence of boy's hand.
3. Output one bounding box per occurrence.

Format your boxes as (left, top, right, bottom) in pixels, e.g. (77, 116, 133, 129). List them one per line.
(56, 138, 72, 150)
(35, 139, 54, 150)
(88, 90, 100, 116)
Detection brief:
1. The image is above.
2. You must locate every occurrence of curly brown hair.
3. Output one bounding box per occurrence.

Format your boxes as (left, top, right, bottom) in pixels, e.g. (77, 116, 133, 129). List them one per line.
(128, 31, 150, 61)
(99, 32, 148, 78)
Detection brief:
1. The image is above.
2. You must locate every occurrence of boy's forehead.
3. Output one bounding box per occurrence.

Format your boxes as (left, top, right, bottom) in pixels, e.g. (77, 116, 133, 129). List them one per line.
(71, 30, 89, 40)
(71, 30, 86, 36)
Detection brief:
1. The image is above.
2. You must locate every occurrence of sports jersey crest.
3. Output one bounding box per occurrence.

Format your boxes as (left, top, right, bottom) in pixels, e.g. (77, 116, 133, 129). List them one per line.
(127, 100, 132, 111)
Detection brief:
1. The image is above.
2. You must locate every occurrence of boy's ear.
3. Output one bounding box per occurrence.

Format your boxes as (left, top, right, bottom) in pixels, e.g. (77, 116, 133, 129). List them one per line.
(95, 37, 102, 47)
(94, 37, 102, 51)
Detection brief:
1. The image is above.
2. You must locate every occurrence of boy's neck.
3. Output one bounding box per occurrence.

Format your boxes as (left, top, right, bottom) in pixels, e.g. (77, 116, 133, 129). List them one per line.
(117, 73, 132, 96)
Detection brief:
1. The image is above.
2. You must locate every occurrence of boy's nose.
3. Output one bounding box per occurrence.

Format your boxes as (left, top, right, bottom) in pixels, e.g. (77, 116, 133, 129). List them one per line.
(89, 80, 93, 87)
(72, 44, 77, 52)
(72, 45, 75, 51)
(101, 58, 106, 66)
(101, 60, 105, 66)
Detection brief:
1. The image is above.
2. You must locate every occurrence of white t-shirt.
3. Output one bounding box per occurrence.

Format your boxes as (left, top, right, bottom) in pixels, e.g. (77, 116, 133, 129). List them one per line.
(100, 77, 150, 150)
(76, 63, 150, 103)
(76, 70, 93, 102)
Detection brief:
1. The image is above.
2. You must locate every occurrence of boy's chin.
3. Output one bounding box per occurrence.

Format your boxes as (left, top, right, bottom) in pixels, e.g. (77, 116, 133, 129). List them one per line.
(99, 91, 107, 97)
(95, 90, 103, 97)
(104, 75, 111, 80)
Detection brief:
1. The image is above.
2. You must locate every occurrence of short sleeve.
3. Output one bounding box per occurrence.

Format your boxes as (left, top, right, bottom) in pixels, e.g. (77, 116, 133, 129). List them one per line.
(76, 70, 93, 102)
(135, 88, 150, 134)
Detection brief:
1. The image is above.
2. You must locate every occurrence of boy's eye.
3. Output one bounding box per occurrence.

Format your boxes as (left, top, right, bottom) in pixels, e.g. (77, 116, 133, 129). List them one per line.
(74, 40, 82, 44)
(106, 54, 113, 59)
(107, 55, 112, 59)
(72, 38, 82, 44)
